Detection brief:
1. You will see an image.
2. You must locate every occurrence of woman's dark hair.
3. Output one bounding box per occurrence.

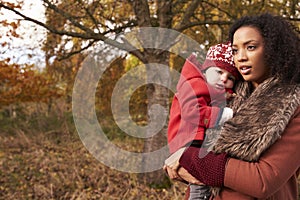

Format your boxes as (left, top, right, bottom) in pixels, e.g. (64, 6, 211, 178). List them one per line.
(229, 13, 300, 83)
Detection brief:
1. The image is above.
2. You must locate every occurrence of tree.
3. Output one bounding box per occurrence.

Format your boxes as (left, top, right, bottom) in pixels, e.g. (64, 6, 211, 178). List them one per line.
(1, 0, 299, 184)
(0, 5, 62, 116)
(0, 59, 62, 111)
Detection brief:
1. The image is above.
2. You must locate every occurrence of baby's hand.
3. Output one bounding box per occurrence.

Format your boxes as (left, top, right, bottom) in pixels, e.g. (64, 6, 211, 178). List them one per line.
(226, 92, 236, 100)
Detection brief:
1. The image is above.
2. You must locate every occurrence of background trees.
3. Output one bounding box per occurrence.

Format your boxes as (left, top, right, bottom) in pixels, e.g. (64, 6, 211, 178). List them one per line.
(0, 0, 299, 185)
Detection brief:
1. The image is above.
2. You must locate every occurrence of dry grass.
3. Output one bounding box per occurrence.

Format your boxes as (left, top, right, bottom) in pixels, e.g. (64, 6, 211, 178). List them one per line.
(0, 130, 187, 200)
(0, 104, 299, 200)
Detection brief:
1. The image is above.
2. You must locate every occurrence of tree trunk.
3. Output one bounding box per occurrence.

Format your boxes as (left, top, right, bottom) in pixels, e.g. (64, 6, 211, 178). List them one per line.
(138, 51, 171, 186)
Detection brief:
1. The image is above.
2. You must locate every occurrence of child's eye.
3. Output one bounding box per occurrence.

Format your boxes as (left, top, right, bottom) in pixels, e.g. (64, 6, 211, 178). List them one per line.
(216, 70, 222, 74)
(228, 76, 235, 82)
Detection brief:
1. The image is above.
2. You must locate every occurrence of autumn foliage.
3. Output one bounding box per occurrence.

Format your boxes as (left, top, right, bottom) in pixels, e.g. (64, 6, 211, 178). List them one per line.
(0, 0, 299, 198)
(0, 59, 62, 107)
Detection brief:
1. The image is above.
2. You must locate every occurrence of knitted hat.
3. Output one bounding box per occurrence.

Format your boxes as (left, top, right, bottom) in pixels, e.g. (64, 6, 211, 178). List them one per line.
(202, 42, 240, 80)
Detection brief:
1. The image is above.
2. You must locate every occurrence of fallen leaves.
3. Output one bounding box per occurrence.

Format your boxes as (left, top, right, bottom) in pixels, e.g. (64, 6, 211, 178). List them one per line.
(0, 132, 186, 200)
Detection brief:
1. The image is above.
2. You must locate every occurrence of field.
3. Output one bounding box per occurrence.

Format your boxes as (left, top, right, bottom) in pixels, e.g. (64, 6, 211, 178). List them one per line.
(0, 130, 186, 199)
(0, 109, 299, 200)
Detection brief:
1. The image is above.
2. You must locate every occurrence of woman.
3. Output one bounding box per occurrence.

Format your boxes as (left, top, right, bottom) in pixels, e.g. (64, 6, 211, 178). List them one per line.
(165, 13, 300, 199)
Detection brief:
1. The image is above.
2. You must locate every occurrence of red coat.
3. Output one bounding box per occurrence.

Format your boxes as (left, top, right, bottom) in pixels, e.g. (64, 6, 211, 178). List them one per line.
(167, 56, 229, 154)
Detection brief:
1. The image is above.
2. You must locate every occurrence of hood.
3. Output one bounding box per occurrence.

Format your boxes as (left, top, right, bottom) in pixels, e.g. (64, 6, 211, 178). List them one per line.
(177, 54, 204, 90)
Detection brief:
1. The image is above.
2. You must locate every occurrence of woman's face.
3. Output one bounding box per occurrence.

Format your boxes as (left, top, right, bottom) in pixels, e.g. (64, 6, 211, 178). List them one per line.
(232, 26, 270, 88)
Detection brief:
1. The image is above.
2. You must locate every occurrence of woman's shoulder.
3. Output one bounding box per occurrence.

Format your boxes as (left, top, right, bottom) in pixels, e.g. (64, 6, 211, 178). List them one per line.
(292, 106, 300, 118)
(292, 85, 300, 117)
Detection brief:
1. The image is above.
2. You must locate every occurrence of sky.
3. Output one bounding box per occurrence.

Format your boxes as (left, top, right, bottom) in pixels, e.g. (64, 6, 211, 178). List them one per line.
(0, 0, 46, 66)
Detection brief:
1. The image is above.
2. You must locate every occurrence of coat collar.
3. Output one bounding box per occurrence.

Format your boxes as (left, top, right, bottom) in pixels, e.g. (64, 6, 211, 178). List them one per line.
(212, 77, 300, 161)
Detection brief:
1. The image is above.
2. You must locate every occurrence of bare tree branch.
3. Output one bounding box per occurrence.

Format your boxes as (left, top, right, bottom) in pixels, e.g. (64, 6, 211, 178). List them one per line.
(43, 0, 95, 35)
(75, 0, 102, 34)
(129, 0, 151, 27)
(157, 0, 172, 28)
(286, 17, 300, 22)
(202, 0, 234, 19)
(174, 0, 201, 30)
(175, 20, 233, 32)
(0, 2, 142, 54)
(57, 40, 96, 60)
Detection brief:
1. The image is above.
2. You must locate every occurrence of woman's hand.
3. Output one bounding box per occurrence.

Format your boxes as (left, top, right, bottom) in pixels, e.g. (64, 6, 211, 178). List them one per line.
(163, 164, 203, 185)
(177, 167, 203, 185)
(164, 147, 187, 182)
(163, 161, 186, 183)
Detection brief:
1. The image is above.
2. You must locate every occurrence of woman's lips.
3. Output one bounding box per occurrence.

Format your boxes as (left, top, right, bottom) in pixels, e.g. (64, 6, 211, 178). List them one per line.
(239, 66, 251, 75)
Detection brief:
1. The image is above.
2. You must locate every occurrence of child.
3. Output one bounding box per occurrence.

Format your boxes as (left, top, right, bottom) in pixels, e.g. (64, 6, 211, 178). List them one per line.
(165, 42, 240, 200)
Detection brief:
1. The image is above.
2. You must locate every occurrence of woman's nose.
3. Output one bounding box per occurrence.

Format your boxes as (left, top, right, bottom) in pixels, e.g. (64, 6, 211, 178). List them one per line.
(236, 49, 247, 61)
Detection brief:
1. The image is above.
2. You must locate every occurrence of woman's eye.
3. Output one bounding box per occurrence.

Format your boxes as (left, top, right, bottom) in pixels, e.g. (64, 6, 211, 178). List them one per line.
(216, 70, 222, 74)
(232, 49, 238, 55)
(247, 45, 256, 50)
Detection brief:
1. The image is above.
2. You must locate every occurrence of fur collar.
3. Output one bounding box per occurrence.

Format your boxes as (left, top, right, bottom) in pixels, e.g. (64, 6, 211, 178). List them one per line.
(209, 78, 300, 197)
(212, 77, 300, 161)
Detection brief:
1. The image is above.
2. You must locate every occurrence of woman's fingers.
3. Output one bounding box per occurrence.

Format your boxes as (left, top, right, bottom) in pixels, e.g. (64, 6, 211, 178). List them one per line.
(164, 165, 184, 182)
(178, 167, 203, 185)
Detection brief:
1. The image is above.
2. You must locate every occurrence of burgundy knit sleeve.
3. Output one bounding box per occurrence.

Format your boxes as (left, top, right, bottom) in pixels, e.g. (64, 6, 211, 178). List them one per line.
(179, 146, 228, 187)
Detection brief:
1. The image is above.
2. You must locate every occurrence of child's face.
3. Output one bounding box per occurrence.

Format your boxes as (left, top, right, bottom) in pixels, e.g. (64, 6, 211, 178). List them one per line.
(203, 67, 235, 90)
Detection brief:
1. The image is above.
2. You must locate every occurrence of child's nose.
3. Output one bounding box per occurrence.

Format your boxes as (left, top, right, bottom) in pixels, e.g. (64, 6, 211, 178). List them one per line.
(221, 74, 228, 83)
